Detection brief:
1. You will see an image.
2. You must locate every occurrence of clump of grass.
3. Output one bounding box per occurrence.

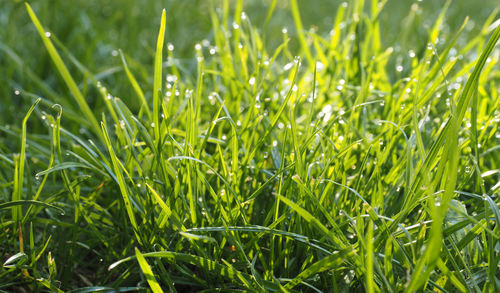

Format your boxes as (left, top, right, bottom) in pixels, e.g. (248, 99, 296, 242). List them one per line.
(1, 0, 499, 292)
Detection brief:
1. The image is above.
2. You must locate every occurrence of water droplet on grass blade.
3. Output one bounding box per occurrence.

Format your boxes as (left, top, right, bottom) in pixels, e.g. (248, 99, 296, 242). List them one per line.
(315, 61, 325, 71)
(283, 62, 293, 71)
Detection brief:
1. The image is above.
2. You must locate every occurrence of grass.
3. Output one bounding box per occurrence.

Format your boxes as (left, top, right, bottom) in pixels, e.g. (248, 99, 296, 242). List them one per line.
(1, 0, 499, 291)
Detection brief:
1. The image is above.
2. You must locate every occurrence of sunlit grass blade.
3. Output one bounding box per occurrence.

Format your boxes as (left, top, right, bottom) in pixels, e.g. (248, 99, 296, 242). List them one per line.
(12, 98, 40, 225)
(119, 50, 152, 120)
(153, 9, 166, 141)
(101, 120, 141, 245)
(134, 247, 164, 293)
(25, 3, 101, 140)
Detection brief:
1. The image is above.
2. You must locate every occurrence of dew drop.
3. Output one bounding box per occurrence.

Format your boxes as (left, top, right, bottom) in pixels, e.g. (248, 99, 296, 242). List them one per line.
(283, 62, 293, 71)
(166, 75, 177, 82)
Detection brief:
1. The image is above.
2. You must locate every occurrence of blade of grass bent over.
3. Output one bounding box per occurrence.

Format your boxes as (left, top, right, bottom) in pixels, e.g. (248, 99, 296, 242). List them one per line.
(12, 98, 40, 224)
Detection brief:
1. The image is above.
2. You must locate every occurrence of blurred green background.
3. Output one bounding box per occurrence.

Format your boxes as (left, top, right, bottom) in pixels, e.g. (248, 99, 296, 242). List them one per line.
(0, 0, 497, 126)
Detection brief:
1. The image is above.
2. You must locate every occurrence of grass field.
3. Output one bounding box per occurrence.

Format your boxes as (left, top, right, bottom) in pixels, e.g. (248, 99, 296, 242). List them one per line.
(1, 0, 499, 291)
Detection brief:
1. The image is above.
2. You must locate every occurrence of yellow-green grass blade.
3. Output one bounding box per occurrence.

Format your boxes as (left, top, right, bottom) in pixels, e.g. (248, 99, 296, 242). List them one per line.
(25, 3, 101, 140)
(12, 98, 40, 223)
(134, 247, 164, 293)
(110, 251, 255, 290)
(119, 50, 152, 120)
(153, 9, 166, 142)
(101, 121, 141, 245)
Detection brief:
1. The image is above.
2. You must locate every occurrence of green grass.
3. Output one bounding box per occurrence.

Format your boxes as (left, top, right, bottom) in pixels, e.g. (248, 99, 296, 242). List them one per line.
(1, 0, 499, 292)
